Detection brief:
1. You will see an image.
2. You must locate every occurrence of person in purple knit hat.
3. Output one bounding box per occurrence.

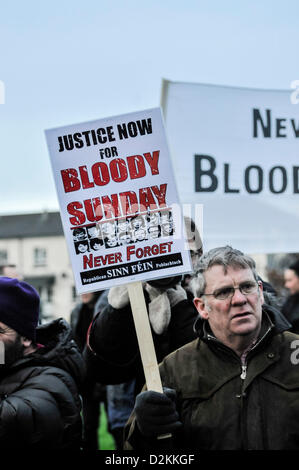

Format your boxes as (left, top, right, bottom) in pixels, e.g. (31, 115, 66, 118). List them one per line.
(0, 277, 85, 449)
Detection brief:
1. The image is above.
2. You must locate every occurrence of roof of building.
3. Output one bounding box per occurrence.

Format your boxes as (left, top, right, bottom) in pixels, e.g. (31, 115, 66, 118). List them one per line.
(0, 211, 64, 239)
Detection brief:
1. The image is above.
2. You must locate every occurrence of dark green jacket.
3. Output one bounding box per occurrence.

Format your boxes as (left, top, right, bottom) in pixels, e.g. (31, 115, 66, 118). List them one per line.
(125, 305, 299, 450)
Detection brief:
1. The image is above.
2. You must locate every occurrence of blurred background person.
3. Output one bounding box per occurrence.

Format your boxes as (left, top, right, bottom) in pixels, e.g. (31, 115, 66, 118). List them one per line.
(0, 277, 84, 449)
(282, 260, 299, 333)
(181, 216, 203, 299)
(0, 264, 22, 279)
(71, 290, 106, 450)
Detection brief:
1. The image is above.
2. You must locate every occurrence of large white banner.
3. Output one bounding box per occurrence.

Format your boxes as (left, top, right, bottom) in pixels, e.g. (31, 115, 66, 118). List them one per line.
(161, 80, 299, 254)
(45, 108, 192, 294)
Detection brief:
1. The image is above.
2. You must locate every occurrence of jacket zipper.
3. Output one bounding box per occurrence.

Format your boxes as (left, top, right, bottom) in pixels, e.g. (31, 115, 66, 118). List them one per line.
(238, 325, 272, 449)
(206, 324, 272, 389)
(239, 325, 272, 392)
(207, 326, 273, 449)
(239, 363, 247, 449)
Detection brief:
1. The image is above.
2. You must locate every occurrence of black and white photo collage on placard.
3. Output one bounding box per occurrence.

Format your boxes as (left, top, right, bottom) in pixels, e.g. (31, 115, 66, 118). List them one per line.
(72, 210, 175, 254)
(72, 224, 103, 255)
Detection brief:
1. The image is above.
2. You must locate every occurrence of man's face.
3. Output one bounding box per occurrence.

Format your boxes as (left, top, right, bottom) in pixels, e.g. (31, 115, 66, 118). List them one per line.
(87, 226, 98, 238)
(132, 217, 144, 230)
(161, 222, 173, 235)
(74, 230, 86, 241)
(78, 243, 88, 253)
(194, 266, 264, 346)
(118, 220, 129, 232)
(106, 237, 118, 247)
(102, 223, 115, 235)
(148, 213, 159, 224)
(92, 241, 102, 251)
(284, 269, 299, 295)
(118, 234, 131, 245)
(0, 322, 24, 366)
(148, 226, 160, 238)
(135, 228, 146, 241)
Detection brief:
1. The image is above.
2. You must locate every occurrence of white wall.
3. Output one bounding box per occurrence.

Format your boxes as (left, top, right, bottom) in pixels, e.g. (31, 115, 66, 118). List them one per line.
(0, 236, 78, 322)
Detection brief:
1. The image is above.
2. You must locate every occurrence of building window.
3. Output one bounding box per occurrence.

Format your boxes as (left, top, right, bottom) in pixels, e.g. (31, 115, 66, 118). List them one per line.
(0, 250, 8, 265)
(33, 248, 47, 267)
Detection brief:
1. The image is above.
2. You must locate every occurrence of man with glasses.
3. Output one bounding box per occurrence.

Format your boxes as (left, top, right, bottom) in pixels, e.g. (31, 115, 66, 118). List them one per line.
(124, 246, 299, 450)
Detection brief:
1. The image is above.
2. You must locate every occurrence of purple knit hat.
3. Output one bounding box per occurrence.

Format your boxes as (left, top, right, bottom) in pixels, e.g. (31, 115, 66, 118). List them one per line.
(0, 277, 40, 341)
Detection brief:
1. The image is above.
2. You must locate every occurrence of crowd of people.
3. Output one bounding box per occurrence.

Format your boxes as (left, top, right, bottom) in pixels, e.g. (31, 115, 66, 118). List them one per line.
(1, 219, 299, 450)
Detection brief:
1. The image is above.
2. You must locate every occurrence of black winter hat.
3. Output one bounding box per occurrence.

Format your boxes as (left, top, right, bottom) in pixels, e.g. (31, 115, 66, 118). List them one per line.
(0, 277, 40, 341)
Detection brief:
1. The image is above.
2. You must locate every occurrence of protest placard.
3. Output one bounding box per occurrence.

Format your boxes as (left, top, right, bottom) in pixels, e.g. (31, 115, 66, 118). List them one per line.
(46, 108, 194, 402)
(45, 107, 193, 294)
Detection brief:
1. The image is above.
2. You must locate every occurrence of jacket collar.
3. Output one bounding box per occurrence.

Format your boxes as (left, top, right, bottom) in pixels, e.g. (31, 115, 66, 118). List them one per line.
(263, 303, 291, 332)
(192, 303, 290, 364)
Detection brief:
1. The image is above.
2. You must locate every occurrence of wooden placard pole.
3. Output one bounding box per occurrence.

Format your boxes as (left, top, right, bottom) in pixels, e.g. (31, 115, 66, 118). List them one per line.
(128, 281, 163, 392)
(127, 280, 171, 440)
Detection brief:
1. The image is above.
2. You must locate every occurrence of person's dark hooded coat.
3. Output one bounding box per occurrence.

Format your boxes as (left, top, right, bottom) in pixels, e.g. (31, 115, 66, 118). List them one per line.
(0, 318, 85, 449)
(281, 292, 299, 334)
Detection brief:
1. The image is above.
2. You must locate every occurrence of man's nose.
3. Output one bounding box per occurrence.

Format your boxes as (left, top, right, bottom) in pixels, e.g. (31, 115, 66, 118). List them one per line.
(231, 287, 247, 303)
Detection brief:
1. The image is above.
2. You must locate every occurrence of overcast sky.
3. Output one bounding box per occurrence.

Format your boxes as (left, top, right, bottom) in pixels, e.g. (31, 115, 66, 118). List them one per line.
(0, 0, 298, 215)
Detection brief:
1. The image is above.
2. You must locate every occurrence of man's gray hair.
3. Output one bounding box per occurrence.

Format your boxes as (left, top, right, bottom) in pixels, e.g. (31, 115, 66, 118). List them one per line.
(191, 246, 259, 297)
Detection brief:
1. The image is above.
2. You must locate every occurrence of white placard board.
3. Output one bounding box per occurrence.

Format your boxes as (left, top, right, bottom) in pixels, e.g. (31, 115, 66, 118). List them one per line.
(161, 80, 299, 254)
(45, 107, 193, 293)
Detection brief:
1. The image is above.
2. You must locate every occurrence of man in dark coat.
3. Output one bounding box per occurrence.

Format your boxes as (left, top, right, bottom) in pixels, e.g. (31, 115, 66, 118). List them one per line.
(0, 277, 84, 449)
(124, 246, 299, 451)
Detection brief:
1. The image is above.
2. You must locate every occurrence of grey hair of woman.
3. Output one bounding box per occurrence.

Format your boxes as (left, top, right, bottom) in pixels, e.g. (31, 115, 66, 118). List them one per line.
(191, 245, 259, 298)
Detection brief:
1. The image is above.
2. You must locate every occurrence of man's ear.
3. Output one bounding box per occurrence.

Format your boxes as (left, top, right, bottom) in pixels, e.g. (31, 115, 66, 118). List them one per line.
(193, 297, 209, 320)
(258, 280, 265, 305)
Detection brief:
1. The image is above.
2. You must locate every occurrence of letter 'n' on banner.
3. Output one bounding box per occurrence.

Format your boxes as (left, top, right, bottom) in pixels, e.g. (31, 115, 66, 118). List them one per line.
(128, 281, 171, 440)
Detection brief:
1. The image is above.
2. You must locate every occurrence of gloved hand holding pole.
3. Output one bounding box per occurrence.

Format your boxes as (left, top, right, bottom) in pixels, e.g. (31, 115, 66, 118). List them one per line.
(127, 281, 178, 440)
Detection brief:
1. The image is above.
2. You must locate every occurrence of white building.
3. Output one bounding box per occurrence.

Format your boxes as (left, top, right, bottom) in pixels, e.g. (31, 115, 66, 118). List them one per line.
(0, 211, 77, 322)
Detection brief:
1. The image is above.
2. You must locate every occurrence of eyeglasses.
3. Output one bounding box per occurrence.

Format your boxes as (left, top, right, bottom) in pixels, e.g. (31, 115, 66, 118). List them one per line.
(203, 281, 259, 300)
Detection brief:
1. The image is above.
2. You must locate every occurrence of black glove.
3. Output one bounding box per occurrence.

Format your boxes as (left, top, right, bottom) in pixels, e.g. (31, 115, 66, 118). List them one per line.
(134, 387, 182, 438)
(147, 276, 182, 290)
